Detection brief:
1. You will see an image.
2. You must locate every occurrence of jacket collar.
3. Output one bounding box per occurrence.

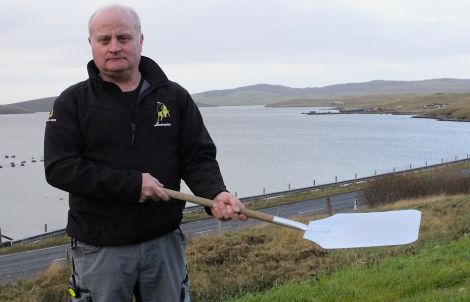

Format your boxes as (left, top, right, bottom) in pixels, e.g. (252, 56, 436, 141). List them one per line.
(87, 56, 169, 87)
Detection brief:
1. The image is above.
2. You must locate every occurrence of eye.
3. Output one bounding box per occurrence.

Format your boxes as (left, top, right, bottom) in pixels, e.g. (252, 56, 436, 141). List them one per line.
(98, 37, 110, 44)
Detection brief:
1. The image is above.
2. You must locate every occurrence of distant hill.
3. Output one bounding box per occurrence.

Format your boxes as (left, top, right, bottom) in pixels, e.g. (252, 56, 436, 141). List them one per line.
(5, 97, 56, 113)
(2, 96, 212, 114)
(192, 78, 470, 106)
(4, 78, 470, 113)
(0, 105, 32, 114)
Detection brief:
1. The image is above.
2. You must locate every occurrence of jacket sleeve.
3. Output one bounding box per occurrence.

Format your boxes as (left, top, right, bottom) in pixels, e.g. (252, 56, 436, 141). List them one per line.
(44, 89, 142, 203)
(176, 86, 227, 200)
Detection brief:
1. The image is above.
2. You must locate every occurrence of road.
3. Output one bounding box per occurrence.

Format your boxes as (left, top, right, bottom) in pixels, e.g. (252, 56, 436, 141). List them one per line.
(0, 191, 364, 284)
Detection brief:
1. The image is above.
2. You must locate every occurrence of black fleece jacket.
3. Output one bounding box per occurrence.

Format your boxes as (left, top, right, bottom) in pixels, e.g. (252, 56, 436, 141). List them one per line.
(44, 56, 226, 246)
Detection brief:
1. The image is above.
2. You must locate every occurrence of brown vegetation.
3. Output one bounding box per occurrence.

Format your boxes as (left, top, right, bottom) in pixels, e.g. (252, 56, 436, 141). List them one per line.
(0, 262, 70, 302)
(365, 172, 470, 207)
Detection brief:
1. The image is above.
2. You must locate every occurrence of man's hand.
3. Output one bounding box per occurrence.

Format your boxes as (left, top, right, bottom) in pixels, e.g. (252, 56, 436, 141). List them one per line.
(211, 192, 248, 221)
(139, 173, 170, 203)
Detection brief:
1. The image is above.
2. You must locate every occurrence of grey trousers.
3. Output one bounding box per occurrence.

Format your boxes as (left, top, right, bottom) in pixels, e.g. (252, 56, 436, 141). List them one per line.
(70, 229, 190, 302)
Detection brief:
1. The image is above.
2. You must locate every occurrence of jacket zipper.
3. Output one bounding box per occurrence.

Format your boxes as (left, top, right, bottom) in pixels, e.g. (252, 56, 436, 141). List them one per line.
(131, 123, 136, 148)
(129, 83, 163, 148)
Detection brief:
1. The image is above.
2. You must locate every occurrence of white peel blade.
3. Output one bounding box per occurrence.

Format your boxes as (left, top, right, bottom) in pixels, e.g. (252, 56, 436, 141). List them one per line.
(303, 210, 421, 249)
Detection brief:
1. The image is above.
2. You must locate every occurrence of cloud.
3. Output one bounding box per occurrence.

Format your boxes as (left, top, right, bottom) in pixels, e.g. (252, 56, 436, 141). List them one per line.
(0, 0, 470, 104)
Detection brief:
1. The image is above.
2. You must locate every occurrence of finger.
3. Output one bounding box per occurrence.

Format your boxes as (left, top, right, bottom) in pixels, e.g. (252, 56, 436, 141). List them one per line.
(219, 204, 231, 220)
(215, 202, 232, 220)
(153, 186, 170, 201)
(225, 195, 241, 213)
(230, 195, 244, 213)
(211, 206, 227, 221)
(224, 205, 238, 221)
(153, 178, 164, 187)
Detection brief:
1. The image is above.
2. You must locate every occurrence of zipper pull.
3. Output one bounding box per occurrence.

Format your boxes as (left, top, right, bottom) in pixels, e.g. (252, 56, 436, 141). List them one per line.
(131, 123, 136, 148)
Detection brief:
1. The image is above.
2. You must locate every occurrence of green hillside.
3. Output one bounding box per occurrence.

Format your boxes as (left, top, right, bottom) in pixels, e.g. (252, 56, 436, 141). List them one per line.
(235, 237, 470, 302)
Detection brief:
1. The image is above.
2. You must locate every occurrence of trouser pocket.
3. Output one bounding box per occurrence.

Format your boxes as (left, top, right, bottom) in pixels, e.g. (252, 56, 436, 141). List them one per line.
(69, 272, 93, 302)
(69, 239, 94, 301)
(70, 292, 92, 302)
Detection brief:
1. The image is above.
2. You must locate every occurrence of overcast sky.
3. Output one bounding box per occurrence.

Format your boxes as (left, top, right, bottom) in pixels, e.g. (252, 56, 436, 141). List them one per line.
(1, 0, 469, 104)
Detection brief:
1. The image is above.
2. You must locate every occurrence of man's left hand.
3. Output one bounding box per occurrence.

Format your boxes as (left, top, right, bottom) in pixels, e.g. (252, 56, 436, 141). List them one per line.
(211, 192, 248, 221)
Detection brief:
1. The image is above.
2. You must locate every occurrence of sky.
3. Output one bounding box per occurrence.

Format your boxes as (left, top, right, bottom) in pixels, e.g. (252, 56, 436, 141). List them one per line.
(1, 0, 470, 105)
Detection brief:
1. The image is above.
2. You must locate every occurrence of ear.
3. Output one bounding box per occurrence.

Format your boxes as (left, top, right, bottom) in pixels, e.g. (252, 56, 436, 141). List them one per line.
(88, 37, 91, 45)
(140, 34, 144, 51)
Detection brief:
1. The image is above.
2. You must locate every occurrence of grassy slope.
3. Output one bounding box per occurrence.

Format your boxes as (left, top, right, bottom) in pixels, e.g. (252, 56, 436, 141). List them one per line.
(235, 237, 470, 302)
(232, 195, 470, 302)
(1, 194, 469, 302)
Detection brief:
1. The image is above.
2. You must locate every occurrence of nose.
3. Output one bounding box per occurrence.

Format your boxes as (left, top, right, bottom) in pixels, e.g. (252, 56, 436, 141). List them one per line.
(108, 37, 122, 53)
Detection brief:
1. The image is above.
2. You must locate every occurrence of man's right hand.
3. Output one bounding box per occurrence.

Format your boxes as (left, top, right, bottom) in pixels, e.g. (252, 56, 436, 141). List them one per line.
(139, 173, 170, 203)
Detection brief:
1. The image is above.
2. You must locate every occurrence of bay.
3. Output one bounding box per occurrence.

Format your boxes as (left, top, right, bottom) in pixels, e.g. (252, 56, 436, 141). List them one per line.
(1, 106, 469, 239)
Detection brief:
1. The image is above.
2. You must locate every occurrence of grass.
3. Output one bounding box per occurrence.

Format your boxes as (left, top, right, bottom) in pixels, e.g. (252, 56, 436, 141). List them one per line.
(234, 237, 470, 302)
(422, 102, 470, 121)
(1, 194, 470, 301)
(187, 194, 470, 301)
(0, 262, 70, 302)
(0, 236, 69, 256)
(229, 194, 470, 302)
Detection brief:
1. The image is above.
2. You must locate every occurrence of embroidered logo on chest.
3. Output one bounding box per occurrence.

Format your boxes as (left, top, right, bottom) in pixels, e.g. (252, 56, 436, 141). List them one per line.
(154, 101, 172, 127)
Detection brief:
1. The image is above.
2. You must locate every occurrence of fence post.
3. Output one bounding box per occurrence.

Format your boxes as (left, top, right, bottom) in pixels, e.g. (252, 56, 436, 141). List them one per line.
(0, 228, 2, 245)
(45, 224, 48, 233)
(218, 220, 223, 235)
(326, 197, 332, 216)
(66, 248, 70, 265)
(354, 200, 358, 211)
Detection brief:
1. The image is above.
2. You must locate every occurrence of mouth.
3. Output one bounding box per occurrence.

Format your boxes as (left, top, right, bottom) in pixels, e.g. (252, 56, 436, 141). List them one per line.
(107, 57, 126, 62)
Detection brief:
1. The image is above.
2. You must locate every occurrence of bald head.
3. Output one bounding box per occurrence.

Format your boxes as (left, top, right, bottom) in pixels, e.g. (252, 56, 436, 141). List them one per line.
(87, 4, 144, 87)
(88, 4, 141, 37)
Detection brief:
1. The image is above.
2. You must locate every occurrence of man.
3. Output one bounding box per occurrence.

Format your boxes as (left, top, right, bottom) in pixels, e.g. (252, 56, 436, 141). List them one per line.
(44, 4, 246, 302)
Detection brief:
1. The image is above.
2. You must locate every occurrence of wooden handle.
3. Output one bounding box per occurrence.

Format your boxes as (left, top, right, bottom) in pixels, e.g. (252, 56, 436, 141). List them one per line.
(163, 188, 274, 224)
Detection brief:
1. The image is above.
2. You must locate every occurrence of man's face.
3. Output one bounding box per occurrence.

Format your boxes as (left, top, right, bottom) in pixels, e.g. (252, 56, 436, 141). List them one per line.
(88, 8, 143, 81)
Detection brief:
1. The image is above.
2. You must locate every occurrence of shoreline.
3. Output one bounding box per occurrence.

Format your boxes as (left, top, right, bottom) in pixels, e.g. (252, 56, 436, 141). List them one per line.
(299, 107, 470, 123)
